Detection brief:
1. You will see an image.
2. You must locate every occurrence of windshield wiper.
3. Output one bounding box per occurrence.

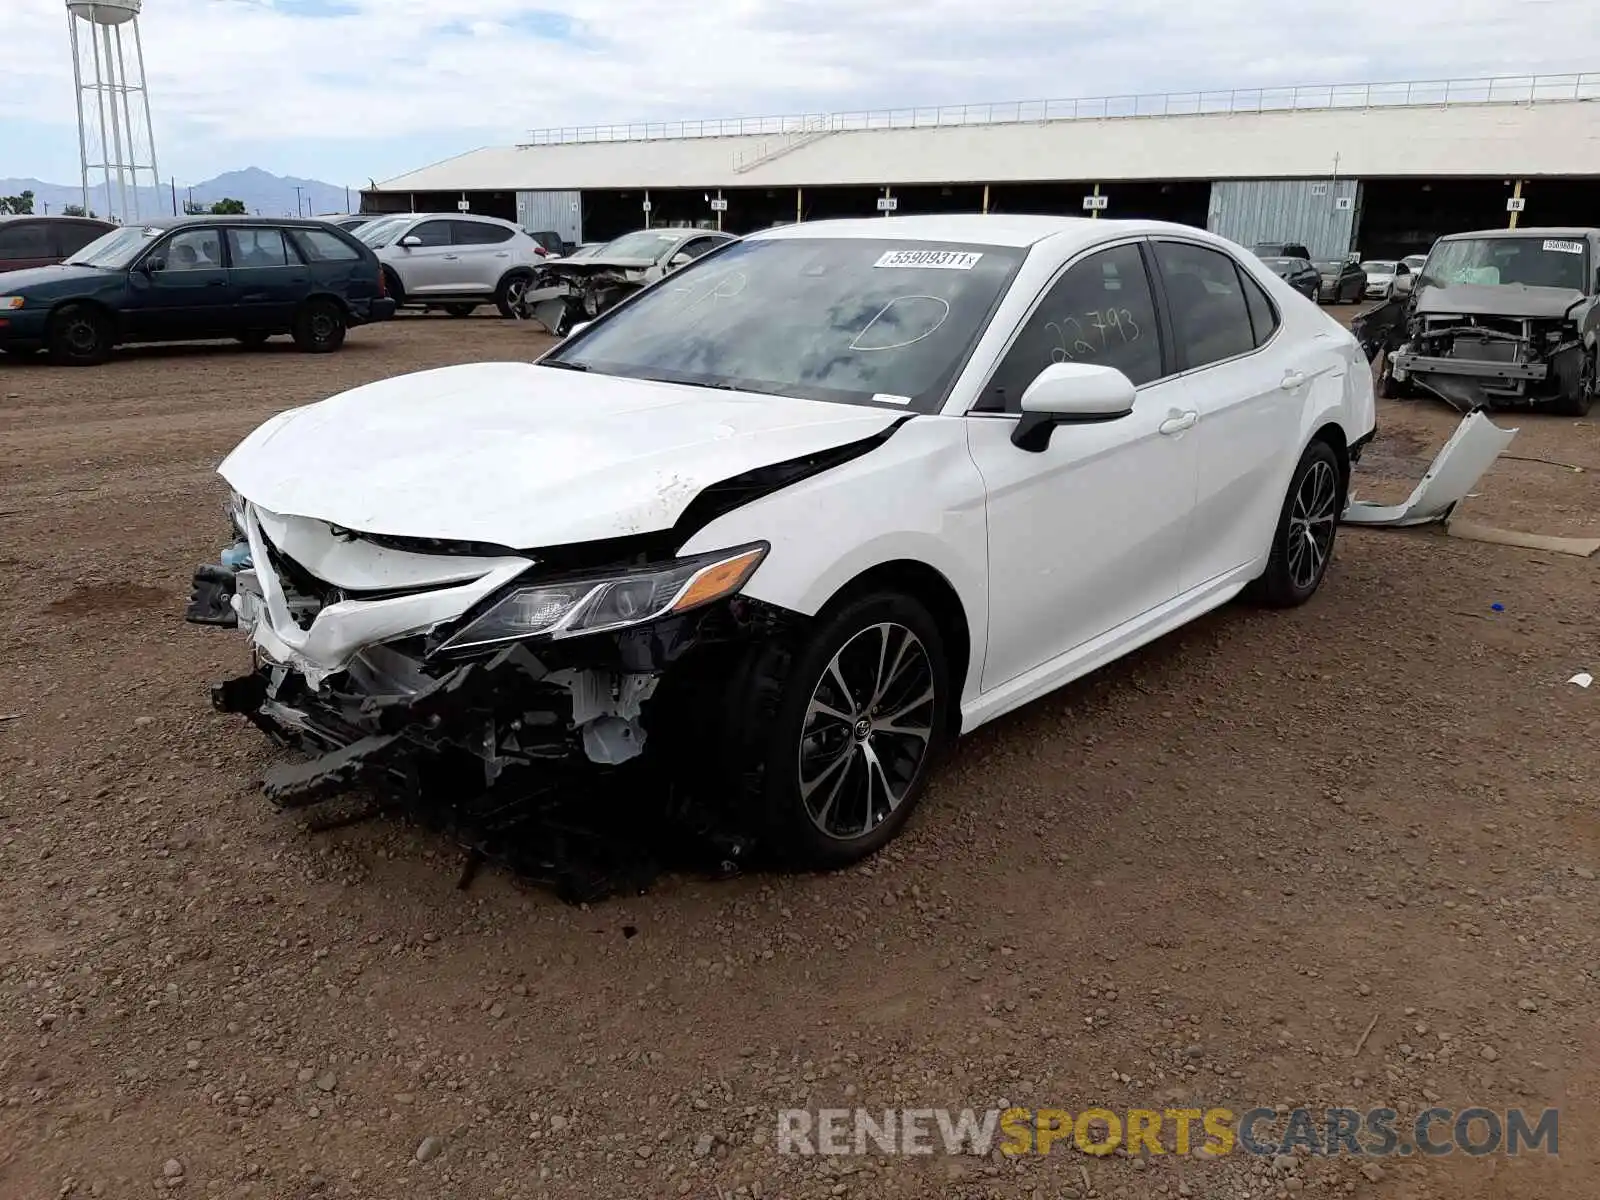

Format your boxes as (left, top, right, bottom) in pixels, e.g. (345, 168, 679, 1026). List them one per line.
(539, 359, 589, 372)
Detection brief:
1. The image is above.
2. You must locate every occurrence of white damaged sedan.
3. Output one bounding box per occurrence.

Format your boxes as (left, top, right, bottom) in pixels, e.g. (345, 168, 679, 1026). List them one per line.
(192, 215, 1375, 867)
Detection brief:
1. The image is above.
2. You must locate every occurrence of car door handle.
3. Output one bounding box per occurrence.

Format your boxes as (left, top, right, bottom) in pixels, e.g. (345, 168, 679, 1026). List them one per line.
(442, 254, 459, 260)
(1280, 370, 1308, 390)
(495, 251, 510, 258)
(207, 278, 227, 287)
(1158, 410, 1197, 435)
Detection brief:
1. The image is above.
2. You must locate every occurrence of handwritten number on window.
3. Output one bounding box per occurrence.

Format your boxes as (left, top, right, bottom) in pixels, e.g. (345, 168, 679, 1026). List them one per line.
(1046, 308, 1140, 364)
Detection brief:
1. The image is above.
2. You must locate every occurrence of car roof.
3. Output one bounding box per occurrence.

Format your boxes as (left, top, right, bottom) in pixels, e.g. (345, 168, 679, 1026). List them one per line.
(0, 213, 111, 225)
(384, 211, 519, 226)
(122, 214, 363, 230)
(1440, 226, 1599, 241)
(750, 213, 1215, 250)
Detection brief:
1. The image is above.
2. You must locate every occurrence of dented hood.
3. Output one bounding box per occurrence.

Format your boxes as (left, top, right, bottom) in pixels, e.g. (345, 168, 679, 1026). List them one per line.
(1413, 281, 1586, 320)
(218, 361, 905, 549)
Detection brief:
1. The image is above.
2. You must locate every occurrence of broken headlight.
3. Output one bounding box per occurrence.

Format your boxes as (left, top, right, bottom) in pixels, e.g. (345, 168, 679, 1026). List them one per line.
(437, 543, 768, 654)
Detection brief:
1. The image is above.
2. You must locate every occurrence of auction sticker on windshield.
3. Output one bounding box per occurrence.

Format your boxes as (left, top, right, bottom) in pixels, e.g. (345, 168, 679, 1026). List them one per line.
(874, 250, 983, 270)
(1542, 239, 1584, 254)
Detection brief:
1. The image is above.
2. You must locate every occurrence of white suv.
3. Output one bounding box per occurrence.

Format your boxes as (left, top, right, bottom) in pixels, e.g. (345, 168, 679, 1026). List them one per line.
(357, 213, 547, 318)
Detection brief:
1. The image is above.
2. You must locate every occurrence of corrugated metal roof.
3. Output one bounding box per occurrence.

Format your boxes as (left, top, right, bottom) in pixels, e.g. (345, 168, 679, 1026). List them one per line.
(374, 99, 1600, 194)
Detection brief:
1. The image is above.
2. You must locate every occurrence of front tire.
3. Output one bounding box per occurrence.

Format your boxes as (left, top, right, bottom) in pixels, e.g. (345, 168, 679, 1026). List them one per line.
(1247, 439, 1343, 608)
(724, 591, 952, 869)
(444, 303, 477, 318)
(291, 298, 346, 353)
(47, 304, 113, 365)
(495, 271, 534, 319)
(1548, 348, 1595, 417)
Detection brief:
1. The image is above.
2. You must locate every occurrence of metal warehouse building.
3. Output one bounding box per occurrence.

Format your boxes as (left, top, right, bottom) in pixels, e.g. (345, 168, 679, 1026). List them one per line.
(363, 73, 1600, 259)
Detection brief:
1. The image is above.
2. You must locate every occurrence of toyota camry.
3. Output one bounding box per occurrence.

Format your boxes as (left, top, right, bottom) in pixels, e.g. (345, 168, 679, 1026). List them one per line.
(188, 215, 1376, 868)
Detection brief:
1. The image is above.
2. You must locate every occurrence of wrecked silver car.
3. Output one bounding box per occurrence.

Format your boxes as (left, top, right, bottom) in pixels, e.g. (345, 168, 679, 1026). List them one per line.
(1356, 228, 1600, 415)
(519, 227, 737, 334)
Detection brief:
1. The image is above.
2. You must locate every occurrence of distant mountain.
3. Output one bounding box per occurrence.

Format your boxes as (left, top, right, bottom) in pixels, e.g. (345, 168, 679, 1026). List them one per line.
(0, 167, 355, 221)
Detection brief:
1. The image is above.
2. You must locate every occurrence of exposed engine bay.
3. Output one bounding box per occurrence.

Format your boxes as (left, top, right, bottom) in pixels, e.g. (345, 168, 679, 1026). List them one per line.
(1387, 309, 1594, 412)
(184, 495, 792, 901)
(1352, 231, 1600, 415)
(518, 257, 659, 335)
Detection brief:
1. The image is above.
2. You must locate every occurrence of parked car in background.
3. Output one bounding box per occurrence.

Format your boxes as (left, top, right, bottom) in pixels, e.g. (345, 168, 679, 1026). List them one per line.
(0, 216, 393, 364)
(1359, 259, 1412, 299)
(523, 229, 569, 257)
(1256, 255, 1321, 300)
(191, 215, 1374, 866)
(322, 214, 378, 232)
(1357, 227, 1600, 415)
(1315, 258, 1367, 303)
(521, 226, 739, 333)
(1402, 254, 1429, 275)
(356, 212, 547, 318)
(0, 214, 116, 273)
(1252, 241, 1312, 261)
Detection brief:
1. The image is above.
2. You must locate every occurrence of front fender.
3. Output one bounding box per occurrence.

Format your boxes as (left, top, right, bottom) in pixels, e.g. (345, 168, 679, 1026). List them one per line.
(675, 414, 991, 706)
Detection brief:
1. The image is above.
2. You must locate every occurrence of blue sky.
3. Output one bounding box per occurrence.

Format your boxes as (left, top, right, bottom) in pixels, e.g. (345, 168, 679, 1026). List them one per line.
(3, 0, 1598, 189)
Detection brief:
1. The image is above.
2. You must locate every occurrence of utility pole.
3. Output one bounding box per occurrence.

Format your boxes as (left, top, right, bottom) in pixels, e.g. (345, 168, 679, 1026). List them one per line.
(294, 185, 304, 217)
(186, 185, 193, 213)
(344, 185, 351, 213)
(170, 176, 177, 215)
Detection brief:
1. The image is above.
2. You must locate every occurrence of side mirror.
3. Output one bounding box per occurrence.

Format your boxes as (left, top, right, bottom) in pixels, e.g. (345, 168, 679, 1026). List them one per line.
(565, 321, 591, 339)
(1394, 274, 1414, 295)
(1010, 363, 1136, 452)
(668, 251, 692, 269)
(399, 235, 422, 248)
(143, 256, 165, 274)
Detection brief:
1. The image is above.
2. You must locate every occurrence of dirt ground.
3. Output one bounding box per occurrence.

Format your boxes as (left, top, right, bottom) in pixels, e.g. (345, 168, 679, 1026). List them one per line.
(1, 309, 1596, 1200)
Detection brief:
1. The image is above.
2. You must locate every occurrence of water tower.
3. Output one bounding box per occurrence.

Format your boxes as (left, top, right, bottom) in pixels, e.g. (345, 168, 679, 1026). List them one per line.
(66, 0, 160, 222)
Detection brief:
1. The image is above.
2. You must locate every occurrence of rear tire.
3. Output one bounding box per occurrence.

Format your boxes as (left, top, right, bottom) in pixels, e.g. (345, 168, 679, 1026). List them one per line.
(495, 271, 534, 319)
(291, 298, 346, 353)
(444, 303, 477, 318)
(719, 590, 952, 869)
(1247, 438, 1343, 609)
(47, 303, 112, 365)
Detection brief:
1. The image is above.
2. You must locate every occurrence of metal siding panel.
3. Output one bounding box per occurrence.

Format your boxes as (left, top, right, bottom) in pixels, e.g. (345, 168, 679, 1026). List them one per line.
(1205, 179, 1363, 260)
(515, 190, 583, 244)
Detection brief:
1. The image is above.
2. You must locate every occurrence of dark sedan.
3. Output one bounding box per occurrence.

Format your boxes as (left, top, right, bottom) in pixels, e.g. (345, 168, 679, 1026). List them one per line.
(1257, 255, 1321, 300)
(0, 216, 395, 365)
(1314, 258, 1367, 303)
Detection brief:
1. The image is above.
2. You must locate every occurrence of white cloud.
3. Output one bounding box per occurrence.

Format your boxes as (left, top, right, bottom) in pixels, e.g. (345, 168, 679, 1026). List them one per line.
(3, 0, 1598, 183)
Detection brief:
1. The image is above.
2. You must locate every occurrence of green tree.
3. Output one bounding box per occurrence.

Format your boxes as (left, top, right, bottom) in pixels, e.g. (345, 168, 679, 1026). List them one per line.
(62, 203, 87, 217)
(210, 197, 246, 215)
(0, 190, 35, 215)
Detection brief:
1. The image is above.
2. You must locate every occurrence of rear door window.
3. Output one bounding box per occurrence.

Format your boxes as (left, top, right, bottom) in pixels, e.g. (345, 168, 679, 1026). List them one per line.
(1153, 241, 1258, 370)
(451, 221, 513, 246)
